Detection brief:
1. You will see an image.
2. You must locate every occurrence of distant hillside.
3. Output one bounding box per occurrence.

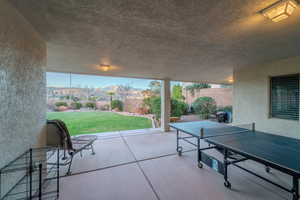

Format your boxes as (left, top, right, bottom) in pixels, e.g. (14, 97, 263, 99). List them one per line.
(47, 85, 144, 101)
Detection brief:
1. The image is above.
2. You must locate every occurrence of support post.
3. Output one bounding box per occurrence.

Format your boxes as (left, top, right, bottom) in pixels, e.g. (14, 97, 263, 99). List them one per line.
(161, 79, 171, 132)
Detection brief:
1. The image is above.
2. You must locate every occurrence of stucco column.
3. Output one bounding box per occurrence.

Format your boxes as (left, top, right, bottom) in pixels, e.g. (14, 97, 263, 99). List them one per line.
(161, 79, 171, 132)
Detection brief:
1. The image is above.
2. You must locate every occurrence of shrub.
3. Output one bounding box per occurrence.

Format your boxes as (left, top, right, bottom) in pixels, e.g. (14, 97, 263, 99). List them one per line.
(100, 104, 110, 111)
(149, 97, 161, 118)
(72, 96, 80, 102)
(55, 102, 68, 107)
(143, 97, 152, 109)
(71, 102, 82, 110)
(111, 100, 123, 111)
(147, 97, 188, 119)
(57, 106, 68, 112)
(85, 102, 96, 109)
(217, 105, 233, 113)
(137, 107, 149, 115)
(192, 97, 217, 119)
(171, 99, 188, 117)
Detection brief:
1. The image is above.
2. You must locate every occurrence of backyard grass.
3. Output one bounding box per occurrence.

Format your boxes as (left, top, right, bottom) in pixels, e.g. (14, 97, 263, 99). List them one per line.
(47, 111, 152, 136)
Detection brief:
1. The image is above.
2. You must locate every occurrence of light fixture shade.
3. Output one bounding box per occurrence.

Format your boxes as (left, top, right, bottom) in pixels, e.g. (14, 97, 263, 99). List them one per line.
(100, 64, 110, 71)
(262, 0, 298, 22)
(228, 78, 234, 83)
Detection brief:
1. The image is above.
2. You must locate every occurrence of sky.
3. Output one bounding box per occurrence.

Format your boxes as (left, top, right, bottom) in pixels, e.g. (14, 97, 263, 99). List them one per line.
(46, 72, 160, 89)
(46, 72, 220, 90)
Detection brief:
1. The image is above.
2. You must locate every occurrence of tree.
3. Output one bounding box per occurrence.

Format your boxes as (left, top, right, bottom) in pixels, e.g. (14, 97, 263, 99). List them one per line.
(107, 91, 115, 111)
(172, 84, 185, 101)
(141, 81, 161, 113)
(142, 96, 152, 110)
(142, 89, 155, 98)
(185, 83, 211, 96)
(149, 81, 161, 96)
(111, 100, 123, 111)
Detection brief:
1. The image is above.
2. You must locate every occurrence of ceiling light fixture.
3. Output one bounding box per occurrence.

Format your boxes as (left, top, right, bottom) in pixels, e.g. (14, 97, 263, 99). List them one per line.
(261, 0, 298, 22)
(99, 64, 110, 72)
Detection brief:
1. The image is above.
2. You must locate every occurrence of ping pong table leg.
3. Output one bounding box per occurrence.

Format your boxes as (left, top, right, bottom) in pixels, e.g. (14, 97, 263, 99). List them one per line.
(292, 176, 299, 200)
(176, 130, 182, 156)
(197, 137, 203, 168)
(223, 149, 231, 189)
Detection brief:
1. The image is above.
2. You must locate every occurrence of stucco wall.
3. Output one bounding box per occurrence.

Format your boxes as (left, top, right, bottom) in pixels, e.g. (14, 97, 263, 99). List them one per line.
(233, 56, 300, 139)
(0, 0, 46, 171)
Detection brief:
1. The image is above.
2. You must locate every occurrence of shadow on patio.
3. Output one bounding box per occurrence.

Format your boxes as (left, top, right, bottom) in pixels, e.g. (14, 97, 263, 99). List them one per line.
(57, 129, 292, 200)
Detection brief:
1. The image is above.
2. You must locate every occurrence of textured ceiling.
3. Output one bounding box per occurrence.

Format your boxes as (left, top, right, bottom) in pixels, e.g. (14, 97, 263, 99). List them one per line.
(10, 0, 300, 83)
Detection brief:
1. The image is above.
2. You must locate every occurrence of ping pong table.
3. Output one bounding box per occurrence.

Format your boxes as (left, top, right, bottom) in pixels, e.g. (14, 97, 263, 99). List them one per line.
(170, 121, 300, 200)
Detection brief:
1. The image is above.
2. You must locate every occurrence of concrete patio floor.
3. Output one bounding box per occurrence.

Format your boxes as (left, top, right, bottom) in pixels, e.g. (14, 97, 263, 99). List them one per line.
(58, 129, 293, 200)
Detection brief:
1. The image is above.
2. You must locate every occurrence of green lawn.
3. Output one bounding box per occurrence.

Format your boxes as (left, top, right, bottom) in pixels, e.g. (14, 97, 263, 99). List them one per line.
(47, 111, 152, 136)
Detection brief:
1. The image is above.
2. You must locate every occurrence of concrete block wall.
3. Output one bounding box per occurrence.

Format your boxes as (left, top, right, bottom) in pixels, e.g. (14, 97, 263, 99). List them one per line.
(184, 88, 233, 107)
(0, 0, 47, 195)
(124, 99, 144, 113)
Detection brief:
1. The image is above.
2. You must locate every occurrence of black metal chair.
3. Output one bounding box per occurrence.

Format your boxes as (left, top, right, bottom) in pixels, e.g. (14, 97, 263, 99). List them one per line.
(47, 119, 97, 175)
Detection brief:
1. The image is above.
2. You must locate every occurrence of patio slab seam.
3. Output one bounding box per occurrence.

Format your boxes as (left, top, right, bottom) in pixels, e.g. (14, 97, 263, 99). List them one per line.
(94, 129, 176, 141)
(120, 133, 161, 200)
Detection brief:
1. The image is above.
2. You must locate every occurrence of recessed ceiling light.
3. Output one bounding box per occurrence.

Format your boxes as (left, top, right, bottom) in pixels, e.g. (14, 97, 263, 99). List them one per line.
(261, 0, 298, 22)
(228, 78, 234, 83)
(99, 64, 110, 72)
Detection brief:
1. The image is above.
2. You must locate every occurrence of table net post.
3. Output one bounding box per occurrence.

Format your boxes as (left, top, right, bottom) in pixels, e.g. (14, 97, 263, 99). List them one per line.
(252, 123, 255, 132)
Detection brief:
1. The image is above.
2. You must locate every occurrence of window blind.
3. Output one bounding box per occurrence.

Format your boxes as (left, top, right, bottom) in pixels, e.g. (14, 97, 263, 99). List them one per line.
(270, 74, 299, 120)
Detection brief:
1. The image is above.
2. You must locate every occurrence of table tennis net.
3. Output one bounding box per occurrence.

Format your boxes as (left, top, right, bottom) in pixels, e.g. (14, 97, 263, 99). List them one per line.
(200, 123, 255, 138)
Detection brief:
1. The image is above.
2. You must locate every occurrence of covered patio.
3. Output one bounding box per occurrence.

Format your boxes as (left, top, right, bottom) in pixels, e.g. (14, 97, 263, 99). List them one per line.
(1, 0, 300, 199)
(58, 128, 292, 200)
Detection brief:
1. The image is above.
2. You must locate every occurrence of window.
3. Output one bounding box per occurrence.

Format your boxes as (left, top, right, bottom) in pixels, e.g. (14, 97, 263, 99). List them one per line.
(270, 74, 299, 120)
